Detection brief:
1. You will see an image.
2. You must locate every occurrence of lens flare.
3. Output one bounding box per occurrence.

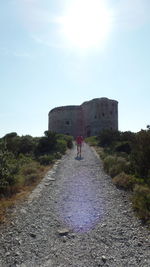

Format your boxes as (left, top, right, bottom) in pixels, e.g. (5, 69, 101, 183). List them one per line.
(56, 168, 104, 233)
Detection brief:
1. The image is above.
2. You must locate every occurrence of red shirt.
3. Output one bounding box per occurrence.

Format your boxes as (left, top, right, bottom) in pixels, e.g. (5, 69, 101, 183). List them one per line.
(76, 136, 84, 145)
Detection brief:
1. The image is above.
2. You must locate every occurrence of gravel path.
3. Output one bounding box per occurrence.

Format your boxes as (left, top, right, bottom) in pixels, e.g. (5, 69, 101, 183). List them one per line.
(0, 143, 150, 267)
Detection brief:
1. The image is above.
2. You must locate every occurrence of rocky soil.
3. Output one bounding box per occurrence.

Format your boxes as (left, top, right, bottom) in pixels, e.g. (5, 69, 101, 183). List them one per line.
(0, 143, 150, 267)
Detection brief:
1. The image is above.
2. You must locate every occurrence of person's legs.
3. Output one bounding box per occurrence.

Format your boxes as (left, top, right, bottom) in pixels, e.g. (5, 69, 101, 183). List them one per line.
(77, 144, 80, 157)
(79, 144, 82, 157)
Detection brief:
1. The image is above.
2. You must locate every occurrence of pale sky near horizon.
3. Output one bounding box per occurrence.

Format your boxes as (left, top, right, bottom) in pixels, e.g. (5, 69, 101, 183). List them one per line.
(0, 0, 150, 137)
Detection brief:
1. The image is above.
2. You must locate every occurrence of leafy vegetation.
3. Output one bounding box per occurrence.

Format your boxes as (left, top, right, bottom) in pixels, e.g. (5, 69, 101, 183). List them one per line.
(85, 136, 98, 146)
(0, 131, 73, 198)
(86, 126, 150, 224)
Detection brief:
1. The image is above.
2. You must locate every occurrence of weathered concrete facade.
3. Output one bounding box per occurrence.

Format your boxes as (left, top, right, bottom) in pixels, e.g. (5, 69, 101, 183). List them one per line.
(48, 98, 118, 137)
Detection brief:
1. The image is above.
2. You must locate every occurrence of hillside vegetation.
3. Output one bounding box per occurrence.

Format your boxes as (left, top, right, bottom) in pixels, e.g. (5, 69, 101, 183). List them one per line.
(86, 126, 150, 225)
(0, 131, 73, 221)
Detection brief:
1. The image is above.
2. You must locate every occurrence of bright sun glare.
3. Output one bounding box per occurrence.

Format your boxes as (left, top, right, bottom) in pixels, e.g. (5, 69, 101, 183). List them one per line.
(62, 0, 112, 49)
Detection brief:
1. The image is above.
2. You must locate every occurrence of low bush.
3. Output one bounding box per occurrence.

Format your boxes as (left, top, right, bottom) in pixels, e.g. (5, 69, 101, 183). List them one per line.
(16, 161, 46, 187)
(97, 130, 120, 147)
(38, 154, 55, 165)
(56, 134, 73, 149)
(103, 155, 116, 173)
(0, 151, 19, 196)
(131, 130, 150, 180)
(64, 135, 73, 149)
(18, 153, 33, 166)
(132, 185, 150, 223)
(54, 152, 62, 159)
(103, 155, 130, 177)
(85, 136, 98, 146)
(56, 139, 67, 154)
(114, 141, 131, 154)
(113, 172, 135, 190)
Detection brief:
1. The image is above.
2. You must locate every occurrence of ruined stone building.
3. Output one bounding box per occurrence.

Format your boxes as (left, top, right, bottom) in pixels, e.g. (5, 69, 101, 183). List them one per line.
(48, 98, 118, 138)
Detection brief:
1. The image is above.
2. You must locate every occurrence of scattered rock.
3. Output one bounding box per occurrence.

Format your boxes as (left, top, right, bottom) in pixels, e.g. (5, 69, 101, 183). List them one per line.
(15, 251, 20, 256)
(45, 183, 50, 186)
(101, 223, 107, 228)
(5, 252, 11, 257)
(29, 233, 36, 238)
(20, 208, 27, 214)
(138, 242, 143, 247)
(102, 255, 107, 263)
(57, 228, 69, 236)
(47, 178, 55, 181)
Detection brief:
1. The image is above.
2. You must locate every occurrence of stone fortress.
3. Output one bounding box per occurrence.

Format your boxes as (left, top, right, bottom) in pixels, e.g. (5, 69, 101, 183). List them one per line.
(48, 98, 118, 138)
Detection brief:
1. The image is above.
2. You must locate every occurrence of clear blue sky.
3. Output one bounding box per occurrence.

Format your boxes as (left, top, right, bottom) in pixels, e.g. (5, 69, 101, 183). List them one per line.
(0, 0, 150, 137)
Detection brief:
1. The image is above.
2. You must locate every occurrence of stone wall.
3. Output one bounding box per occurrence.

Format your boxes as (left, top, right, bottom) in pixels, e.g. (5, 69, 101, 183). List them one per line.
(48, 98, 118, 137)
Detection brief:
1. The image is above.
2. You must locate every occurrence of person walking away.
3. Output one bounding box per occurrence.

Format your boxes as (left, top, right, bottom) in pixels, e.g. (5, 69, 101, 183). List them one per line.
(76, 135, 84, 158)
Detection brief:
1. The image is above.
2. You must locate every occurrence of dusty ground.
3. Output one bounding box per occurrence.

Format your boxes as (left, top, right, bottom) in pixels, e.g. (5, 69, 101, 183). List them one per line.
(0, 143, 150, 267)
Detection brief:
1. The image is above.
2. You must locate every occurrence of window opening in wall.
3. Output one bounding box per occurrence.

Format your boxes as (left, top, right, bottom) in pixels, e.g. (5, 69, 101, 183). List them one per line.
(94, 115, 97, 119)
(66, 121, 70, 125)
(66, 133, 70, 135)
(102, 113, 105, 117)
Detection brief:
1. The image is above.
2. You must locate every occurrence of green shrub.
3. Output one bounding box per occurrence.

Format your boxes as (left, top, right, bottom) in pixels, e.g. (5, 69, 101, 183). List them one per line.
(56, 134, 73, 149)
(56, 139, 67, 154)
(0, 151, 19, 196)
(109, 164, 122, 177)
(54, 152, 62, 159)
(17, 154, 33, 166)
(132, 185, 150, 222)
(131, 130, 150, 180)
(99, 151, 106, 160)
(103, 155, 117, 173)
(98, 130, 120, 147)
(15, 161, 46, 187)
(38, 155, 55, 165)
(114, 141, 131, 154)
(120, 131, 136, 142)
(116, 156, 130, 172)
(3, 133, 20, 155)
(66, 138, 73, 149)
(18, 135, 35, 155)
(103, 155, 130, 177)
(85, 136, 98, 146)
(113, 172, 135, 190)
(35, 131, 57, 155)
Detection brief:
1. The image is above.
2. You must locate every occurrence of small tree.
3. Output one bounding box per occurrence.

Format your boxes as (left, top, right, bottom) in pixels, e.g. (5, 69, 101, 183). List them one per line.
(35, 131, 57, 155)
(97, 130, 120, 147)
(18, 135, 35, 155)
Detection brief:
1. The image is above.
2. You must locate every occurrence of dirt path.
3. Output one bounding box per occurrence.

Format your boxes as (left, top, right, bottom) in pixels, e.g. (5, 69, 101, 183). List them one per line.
(0, 143, 150, 267)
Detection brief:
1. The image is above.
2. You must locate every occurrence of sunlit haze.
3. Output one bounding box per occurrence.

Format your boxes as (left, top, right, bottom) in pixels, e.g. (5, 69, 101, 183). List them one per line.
(62, 0, 112, 49)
